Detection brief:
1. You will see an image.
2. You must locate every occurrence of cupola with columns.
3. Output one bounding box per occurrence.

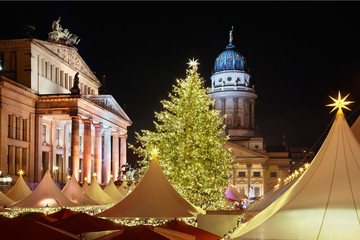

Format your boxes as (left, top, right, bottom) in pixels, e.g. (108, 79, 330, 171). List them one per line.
(209, 27, 257, 140)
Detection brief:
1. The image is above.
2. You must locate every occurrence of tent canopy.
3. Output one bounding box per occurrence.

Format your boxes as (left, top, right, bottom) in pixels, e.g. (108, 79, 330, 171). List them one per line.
(0, 191, 15, 206)
(9, 171, 78, 209)
(98, 157, 203, 219)
(5, 174, 32, 202)
(62, 174, 99, 206)
(231, 109, 360, 239)
(85, 176, 116, 205)
(104, 179, 125, 203)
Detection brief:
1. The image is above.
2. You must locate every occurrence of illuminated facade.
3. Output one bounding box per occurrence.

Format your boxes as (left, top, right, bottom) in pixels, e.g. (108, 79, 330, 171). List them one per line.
(209, 31, 290, 197)
(0, 38, 132, 185)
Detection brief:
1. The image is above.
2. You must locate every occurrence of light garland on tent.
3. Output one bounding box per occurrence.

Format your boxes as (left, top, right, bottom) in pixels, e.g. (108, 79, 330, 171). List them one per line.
(8, 204, 114, 216)
(283, 162, 310, 185)
(111, 217, 197, 227)
(220, 215, 244, 240)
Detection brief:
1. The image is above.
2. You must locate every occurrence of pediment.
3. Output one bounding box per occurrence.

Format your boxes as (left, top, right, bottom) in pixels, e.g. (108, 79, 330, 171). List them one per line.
(224, 141, 268, 159)
(82, 95, 132, 124)
(34, 39, 99, 84)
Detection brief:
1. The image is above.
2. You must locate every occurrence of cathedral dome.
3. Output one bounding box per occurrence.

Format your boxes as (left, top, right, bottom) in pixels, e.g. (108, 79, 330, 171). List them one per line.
(214, 44, 248, 73)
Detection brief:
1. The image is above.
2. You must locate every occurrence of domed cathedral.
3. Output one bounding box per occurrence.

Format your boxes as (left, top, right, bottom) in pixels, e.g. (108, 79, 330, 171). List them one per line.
(209, 28, 291, 197)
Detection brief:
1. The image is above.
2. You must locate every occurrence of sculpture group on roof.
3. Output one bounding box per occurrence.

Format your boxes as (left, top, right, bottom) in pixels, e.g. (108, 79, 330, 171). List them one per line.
(48, 17, 80, 45)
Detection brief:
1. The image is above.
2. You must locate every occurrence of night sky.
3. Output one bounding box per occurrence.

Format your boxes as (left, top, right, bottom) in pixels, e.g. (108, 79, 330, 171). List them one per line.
(2, 1, 360, 151)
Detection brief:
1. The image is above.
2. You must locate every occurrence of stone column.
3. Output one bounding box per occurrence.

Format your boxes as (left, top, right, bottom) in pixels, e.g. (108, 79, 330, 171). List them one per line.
(112, 131, 119, 181)
(120, 135, 127, 179)
(29, 112, 35, 181)
(70, 117, 80, 181)
(94, 123, 102, 184)
(103, 127, 111, 184)
(0, 104, 7, 177)
(246, 163, 252, 192)
(35, 114, 43, 181)
(50, 120, 57, 179)
(63, 123, 70, 179)
(83, 119, 92, 184)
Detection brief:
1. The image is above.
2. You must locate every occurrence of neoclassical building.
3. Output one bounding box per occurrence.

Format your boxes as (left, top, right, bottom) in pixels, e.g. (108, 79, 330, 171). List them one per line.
(208, 30, 290, 197)
(0, 37, 132, 185)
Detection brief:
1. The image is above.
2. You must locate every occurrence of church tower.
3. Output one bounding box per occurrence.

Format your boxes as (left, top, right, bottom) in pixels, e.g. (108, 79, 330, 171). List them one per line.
(209, 28, 257, 141)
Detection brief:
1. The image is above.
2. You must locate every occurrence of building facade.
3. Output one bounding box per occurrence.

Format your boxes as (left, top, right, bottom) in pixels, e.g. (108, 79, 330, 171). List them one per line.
(209, 31, 290, 197)
(0, 38, 132, 185)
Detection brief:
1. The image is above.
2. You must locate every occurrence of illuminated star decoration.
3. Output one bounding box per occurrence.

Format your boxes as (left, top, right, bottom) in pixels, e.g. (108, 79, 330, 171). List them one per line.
(187, 58, 200, 70)
(326, 91, 354, 113)
(18, 169, 24, 176)
(151, 147, 159, 158)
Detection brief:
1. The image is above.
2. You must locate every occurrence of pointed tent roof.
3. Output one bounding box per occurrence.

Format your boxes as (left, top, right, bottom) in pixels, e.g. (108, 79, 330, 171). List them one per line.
(97, 156, 203, 219)
(62, 174, 99, 206)
(82, 182, 89, 192)
(104, 179, 125, 203)
(351, 114, 360, 144)
(9, 172, 78, 208)
(85, 176, 116, 205)
(231, 109, 360, 239)
(0, 191, 15, 206)
(5, 174, 32, 202)
(118, 180, 129, 196)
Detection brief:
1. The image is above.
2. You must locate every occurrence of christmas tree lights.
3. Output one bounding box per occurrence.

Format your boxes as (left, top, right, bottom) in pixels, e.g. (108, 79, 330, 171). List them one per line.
(130, 59, 234, 210)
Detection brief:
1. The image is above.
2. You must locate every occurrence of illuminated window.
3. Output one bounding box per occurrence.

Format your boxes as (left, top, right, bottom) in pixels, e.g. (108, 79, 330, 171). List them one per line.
(238, 171, 246, 177)
(45, 62, 48, 78)
(65, 73, 69, 89)
(0, 52, 3, 71)
(15, 117, 20, 140)
(253, 171, 261, 177)
(56, 129, 60, 147)
(254, 187, 260, 197)
(22, 119, 28, 141)
(42, 124, 48, 144)
(270, 172, 277, 178)
(8, 115, 11, 138)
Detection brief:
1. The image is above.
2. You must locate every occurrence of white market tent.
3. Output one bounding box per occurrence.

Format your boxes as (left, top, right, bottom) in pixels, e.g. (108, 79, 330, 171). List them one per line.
(85, 176, 116, 205)
(5, 174, 32, 202)
(231, 108, 360, 239)
(9, 171, 78, 209)
(118, 180, 129, 196)
(245, 178, 298, 213)
(104, 179, 125, 203)
(82, 182, 89, 192)
(0, 190, 15, 206)
(97, 156, 203, 219)
(62, 174, 99, 206)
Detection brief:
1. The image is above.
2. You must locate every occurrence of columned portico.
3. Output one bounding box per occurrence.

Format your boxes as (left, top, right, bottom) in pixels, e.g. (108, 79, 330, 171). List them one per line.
(71, 116, 80, 181)
(35, 94, 132, 185)
(103, 127, 112, 184)
(83, 119, 92, 184)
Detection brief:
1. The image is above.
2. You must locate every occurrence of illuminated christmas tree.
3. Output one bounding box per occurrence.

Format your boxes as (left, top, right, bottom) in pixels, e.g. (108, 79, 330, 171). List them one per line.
(129, 59, 234, 210)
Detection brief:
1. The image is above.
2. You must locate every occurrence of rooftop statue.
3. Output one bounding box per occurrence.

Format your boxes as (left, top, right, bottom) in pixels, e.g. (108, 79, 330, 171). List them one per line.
(48, 17, 81, 45)
(229, 26, 234, 45)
